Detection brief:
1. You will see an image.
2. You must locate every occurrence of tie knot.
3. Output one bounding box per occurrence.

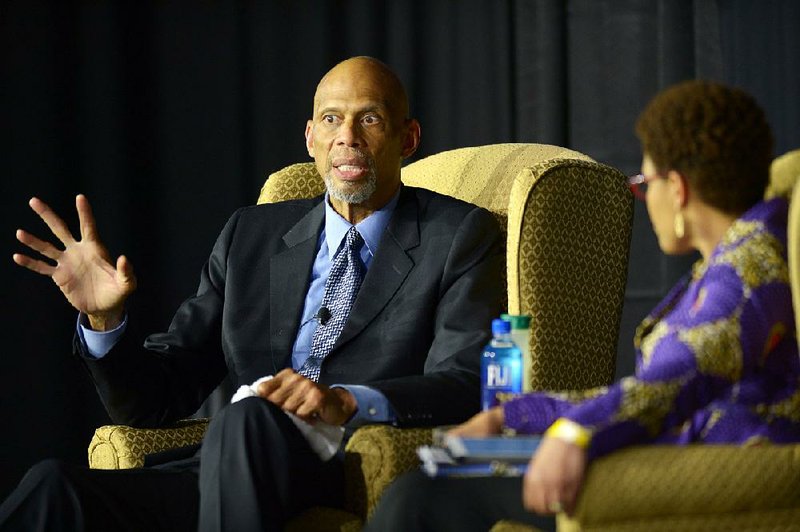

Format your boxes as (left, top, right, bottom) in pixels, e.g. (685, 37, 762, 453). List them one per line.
(345, 226, 364, 250)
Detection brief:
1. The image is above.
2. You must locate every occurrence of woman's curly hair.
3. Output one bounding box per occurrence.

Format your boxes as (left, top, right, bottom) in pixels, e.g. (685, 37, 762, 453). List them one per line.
(635, 80, 774, 215)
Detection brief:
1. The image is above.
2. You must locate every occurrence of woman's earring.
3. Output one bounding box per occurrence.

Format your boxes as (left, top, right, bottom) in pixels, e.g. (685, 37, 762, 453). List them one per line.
(674, 211, 685, 239)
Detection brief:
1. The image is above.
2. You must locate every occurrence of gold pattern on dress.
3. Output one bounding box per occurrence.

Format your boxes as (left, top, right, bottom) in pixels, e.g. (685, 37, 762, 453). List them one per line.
(619, 205, 797, 446)
(633, 317, 654, 351)
(679, 316, 743, 381)
(690, 257, 709, 282)
(640, 321, 670, 369)
(613, 376, 686, 436)
(717, 231, 789, 290)
(699, 408, 724, 439)
(754, 387, 800, 423)
(719, 219, 762, 248)
(552, 386, 609, 403)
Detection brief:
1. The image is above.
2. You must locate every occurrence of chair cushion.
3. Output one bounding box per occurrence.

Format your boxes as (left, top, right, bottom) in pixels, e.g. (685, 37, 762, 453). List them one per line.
(402, 143, 592, 221)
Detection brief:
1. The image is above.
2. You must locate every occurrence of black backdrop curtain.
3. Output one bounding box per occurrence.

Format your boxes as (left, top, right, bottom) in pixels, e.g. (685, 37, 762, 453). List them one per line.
(1, 0, 798, 500)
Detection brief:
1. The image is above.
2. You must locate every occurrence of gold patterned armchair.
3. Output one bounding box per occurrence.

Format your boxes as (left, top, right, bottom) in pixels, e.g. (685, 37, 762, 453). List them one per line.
(88, 143, 634, 530)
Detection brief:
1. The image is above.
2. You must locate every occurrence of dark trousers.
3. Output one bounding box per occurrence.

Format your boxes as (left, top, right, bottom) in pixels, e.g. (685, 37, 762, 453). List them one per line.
(364, 470, 556, 532)
(0, 398, 344, 531)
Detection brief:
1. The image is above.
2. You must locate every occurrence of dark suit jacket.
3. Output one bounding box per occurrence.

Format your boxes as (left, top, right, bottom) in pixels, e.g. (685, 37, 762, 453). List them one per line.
(77, 186, 505, 429)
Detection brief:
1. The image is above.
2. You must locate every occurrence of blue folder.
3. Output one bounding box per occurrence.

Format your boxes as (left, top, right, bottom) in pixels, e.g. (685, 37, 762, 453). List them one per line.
(417, 435, 541, 477)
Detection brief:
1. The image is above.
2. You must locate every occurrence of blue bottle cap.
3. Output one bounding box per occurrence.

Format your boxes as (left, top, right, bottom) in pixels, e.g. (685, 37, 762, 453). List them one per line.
(492, 318, 511, 335)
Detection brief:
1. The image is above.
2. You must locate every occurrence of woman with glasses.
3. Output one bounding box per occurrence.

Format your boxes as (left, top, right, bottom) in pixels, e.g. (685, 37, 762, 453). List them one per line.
(365, 80, 800, 531)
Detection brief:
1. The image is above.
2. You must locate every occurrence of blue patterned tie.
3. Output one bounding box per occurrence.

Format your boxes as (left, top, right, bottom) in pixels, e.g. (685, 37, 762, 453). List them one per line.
(299, 226, 365, 381)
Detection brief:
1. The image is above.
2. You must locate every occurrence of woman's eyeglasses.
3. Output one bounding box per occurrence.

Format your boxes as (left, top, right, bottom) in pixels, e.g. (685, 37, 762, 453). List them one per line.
(628, 173, 662, 201)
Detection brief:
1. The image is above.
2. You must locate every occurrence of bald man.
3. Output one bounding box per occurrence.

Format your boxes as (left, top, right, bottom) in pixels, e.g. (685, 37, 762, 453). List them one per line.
(3, 57, 504, 531)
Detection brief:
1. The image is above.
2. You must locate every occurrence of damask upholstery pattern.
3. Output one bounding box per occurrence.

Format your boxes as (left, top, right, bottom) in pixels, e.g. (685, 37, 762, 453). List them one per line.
(257, 162, 324, 204)
(339, 426, 433, 519)
(555, 444, 800, 532)
(89, 419, 208, 469)
(509, 160, 631, 390)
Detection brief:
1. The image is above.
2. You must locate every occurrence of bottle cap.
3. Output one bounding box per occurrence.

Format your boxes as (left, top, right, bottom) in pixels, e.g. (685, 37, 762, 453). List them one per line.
(492, 318, 511, 335)
(500, 314, 531, 329)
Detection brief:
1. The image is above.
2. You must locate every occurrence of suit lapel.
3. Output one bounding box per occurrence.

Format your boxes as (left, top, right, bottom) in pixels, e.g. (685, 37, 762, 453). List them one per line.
(334, 188, 420, 348)
(269, 202, 325, 366)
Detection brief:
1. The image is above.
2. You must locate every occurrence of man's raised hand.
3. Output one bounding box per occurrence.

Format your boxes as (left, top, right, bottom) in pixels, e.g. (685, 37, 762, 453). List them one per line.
(13, 194, 136, 331)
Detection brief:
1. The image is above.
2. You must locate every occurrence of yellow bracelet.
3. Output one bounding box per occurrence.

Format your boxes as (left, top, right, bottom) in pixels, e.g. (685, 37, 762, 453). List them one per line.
(544, 418, 592, 449)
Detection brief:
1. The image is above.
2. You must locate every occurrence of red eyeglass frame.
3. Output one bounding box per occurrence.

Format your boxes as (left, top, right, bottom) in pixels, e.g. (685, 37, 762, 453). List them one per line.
(627, 173, 663, 201)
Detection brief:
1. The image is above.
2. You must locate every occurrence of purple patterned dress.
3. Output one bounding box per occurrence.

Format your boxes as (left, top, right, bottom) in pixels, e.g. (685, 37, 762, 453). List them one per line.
(503, 198, 800, 459)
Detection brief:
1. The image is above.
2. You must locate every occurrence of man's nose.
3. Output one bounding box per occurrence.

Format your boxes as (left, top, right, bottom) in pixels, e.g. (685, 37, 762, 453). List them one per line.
(336, 119, 363, 147)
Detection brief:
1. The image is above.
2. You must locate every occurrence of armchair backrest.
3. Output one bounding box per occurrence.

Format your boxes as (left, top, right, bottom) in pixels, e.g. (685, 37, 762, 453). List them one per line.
(792, 185, 800, 353)
(768, 149, 800, 351)
(259, 143, 633, 391)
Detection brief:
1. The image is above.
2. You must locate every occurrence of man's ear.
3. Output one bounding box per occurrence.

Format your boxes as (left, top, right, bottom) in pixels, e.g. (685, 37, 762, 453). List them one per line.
(401, 119, 421, 159)
(304, 120, 315, 158)
(666, 170, 689, 209)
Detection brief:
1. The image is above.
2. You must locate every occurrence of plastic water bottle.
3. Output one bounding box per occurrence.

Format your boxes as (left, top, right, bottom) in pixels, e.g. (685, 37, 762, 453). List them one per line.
(481, 318, 523, 410)
(500, 314, 532, 393)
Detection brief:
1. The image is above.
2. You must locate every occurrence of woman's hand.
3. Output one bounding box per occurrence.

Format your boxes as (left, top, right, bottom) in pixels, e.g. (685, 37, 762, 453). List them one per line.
(522, 435, 587, 516)
(446, 406, 505, 438)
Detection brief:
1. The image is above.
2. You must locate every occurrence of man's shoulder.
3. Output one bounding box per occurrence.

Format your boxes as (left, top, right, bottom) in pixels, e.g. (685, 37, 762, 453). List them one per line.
(215, 196, 324, 243)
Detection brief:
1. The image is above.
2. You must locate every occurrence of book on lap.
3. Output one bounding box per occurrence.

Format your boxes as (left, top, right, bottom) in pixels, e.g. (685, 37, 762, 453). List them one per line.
(417, 434, 541, 478)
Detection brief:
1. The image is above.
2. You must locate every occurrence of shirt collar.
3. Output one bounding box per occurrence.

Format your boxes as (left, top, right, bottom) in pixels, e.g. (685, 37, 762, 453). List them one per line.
(323, 186, 401, 261)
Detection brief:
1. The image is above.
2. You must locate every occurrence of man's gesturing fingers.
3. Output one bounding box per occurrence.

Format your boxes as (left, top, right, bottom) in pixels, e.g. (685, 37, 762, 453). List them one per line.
(14, 195, 103, 276)
(13, 230, 60, 276)
(29, 197, 76, 246)
(76, 194, 101, 242)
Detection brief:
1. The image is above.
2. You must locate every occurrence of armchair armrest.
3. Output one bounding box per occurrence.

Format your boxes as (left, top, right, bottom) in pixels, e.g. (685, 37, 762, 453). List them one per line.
(88, 419, 209, 469)
(559, 444, 800, 531)
(88, 420, 431, 521)
(342, 425, 433, 518)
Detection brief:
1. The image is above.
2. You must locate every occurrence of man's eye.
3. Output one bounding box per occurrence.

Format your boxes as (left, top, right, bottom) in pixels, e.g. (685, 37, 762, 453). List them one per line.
(362, 115, 381, 125)
(323, 115, 338, 124)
